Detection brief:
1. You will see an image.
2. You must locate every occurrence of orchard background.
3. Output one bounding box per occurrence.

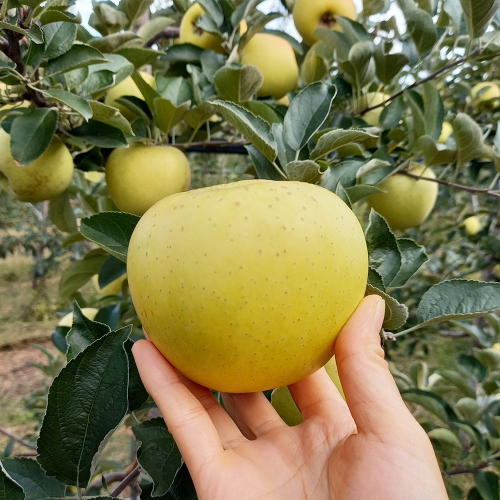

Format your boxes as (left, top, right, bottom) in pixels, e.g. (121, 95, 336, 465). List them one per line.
(2, 0, 500, 498)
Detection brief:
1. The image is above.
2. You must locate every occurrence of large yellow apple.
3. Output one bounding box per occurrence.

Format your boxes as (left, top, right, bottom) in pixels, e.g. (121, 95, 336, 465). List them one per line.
(240, 34, 299, 99)
(127, 180, 368, 392)
(438, 122, 453, 144)
(462, 216, 481, 237)
(104, 71, 156, 120)
(179, 3, 225, 53)
(92, 274, 127, 296)
(272, 356, 345, 426)
(58, 308, 99, 328)
(105, 144, 191, 216)
(367, 164, 439, 230)
(0, 130, 74, 203)
(293, 0, 357, 47)
(471, 82, 500, 111)
(358, 92, 391, 127)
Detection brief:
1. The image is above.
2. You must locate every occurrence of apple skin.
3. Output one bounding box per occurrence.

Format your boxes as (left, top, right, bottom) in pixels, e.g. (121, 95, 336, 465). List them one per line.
(271, 356, 345, 426)
(293, 0, 357, 47)
(58, 308, 99, 328)
(105, 144, 191, 216)
(358, 92, 390, 127)
(367, 164, 439, 231)
(462, 216, 481, 237)
(93, 274, 127, 297)
(84, 171, 105, 183)
(240, 34, 299, 99)
(0, 130, 74, 203)
(471, 82, 500, 111)
(127, 180, 368, 393)
(438, 122, 453, 144)
(179, 3, 225, 54)
(104, 71, 155, 120)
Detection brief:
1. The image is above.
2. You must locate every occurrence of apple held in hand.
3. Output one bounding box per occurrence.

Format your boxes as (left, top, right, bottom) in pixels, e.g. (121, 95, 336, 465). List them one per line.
(105, 144, 191, 216)
(293, 0, 357, 47)
(240, 33, 299, 99)
(127, 180, 368, 393)
(0, 130, 74, 203)
(367, 164, 439, 231)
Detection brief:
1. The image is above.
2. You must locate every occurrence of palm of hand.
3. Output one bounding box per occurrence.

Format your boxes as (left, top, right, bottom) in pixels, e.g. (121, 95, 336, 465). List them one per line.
(133, 296, 447, 500)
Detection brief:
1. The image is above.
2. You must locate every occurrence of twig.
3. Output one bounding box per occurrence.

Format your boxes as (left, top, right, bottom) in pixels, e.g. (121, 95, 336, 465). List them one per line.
(443, 462, 489, 477)
(355, 47, 483, 117)
(399, 170, 500, 200)
(145, 26, 180, 47)
(0, 425, 37, 451)
(110, 465, 141, 498)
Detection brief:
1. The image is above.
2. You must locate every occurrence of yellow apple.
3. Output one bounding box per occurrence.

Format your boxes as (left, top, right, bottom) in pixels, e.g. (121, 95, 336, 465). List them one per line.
(179, 3, 225, 53)
(58, 308, 99, 328)
(92, 274, 127, 297)
(276, 95, 290, 106)
(104, 71, 156, 120)
(462, 216, 481, 237)
(358, 92, 391, 127)
(471, 82, 500, 111)
(367, 164, 438, 230)
(438, 122, 453, 144)
(0, 130, 74, 203)
(84, 171, 105, 183)
(240, 34, 299, 99)
(293, 0, 357, 47)
(105, 144, 191, 216)
(492, 343, 500, 352)
(272, 356, 345, 426)
(127, 180, 368, 392)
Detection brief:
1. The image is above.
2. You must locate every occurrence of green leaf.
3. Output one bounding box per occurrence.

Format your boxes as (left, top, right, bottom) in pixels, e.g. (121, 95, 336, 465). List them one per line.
(88, 32, 141, 53)
(474, 471, 499, 500)
(42, 21, 78, 60)
(272, 122, 296, 168)
(242, 101, 280, 125)
(49, 190, 78, 234)
(1, 458, 65, 500)
(454, 113, 492, 168)
(342, 40, 376, 90)
(116, 47, 162, 68)
(344, 185, 384, 204)
(365, 211, 402, 287)
(185, 102, 217, 130)
(42, 89, 93, 121)
(406, 90, 426, 144)
(368, 266, 385, 291)
(443, 0, 463, 31)
(164, 463, 197, 500)
(89, 101, 134, 135)
(284, 160, 321, 183)
(365, 284, 409, 330)
(153, 98, 190, 134)
(374, 46, 409, 85)
(79, 212, 141, 263)
(157, 76, 193, 106)
(390, 238, 428, 288)
(212, 100, 277, 162)
(71, 120, 128, 148)
(380, 96, 405, 130)
(198, 0, 224, 27)
(37, 326, 132, 487)
(59, 250, 109, 299)
(284, 82, 337, 151)
(401, 388, 458, 423)
(10, 108, 58, 166)
(437, 369, 476, 398)
(137, 17, 176, 42)
(98, 256, 127, 290)
(460, 0, 500, 38)
(427, 428, 461, 449)
(46, 44, 109, 76)
(417, 280, 500, 327)
(246, 145, 284, 180)
(66, 302, 111, 361)
(133, 418, 183, 497)
(418, 136, 457, 167)
(119, 0, 155, 25)
(124, 340, 149, 412)
(214, 65, 263, 103)
(163, 44, 204, 63)
(311, 129, 377, 160)
(457, 354, 487, 383)
(0, 464, 24, 500)
(423, 82, 444, 141)
(397, 0, 437, 56)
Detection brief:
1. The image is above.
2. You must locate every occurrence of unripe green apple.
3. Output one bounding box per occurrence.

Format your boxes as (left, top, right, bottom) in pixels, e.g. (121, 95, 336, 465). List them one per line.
(105, 144, 191, 216)
(104, 71, 156, 120)
(127, 180, 368, 393)
(58, 308, 99, 328)
(272, 356, 344, 426)
(462, 216, 481, 237)
(438, 122, 453, 144)
(293, 0, 357, 47)
(92, 274, 127, 296)
(0, 130, 74, 203)
(179, 3, 225, 54)
(367, 164, 438, 231)
(471, 82, 500, 111)
(358, 92, 390, 127)
(240, 34, 299, 99)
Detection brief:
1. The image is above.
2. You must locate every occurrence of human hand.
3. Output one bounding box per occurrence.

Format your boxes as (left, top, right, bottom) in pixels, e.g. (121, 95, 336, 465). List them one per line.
(132, 295, 448, 500)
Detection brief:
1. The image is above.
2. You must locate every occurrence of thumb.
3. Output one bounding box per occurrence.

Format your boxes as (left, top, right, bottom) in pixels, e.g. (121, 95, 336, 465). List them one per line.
(335, 295, 414, 435)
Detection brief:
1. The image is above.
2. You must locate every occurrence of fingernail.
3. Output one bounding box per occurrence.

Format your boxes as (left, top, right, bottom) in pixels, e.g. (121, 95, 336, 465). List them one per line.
(373, 297, 385, 322)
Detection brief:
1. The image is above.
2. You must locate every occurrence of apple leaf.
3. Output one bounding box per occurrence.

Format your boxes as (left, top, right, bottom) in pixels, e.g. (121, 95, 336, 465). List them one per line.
(397, 0, 437, 56)
(284, 82, 337, 152)
(310, 129, 377, 160)
(42, 89, 93, 121)
(454, 113, 492, 168)
(246, 145, 284, 180)
(98, 256, 127, 290)
(89, 101, 135, 135)
(423, 82, 445, 141)
(373, 46, 409, 85)
(0, 463, 24, 500)
(214, 65, 264, 103)
(460, 0, 500, 39)
(390, 238, 428, 288)
(366, 284, 409, 330)
(284, 160, 321, 183)
(401, 389, 458, 423)
(79, 212, 141, 263)
(42, 21, 78, 60)
(418, 136, 457, 167)
(49, 190, 79, 234)
(46, 44, 109, 76)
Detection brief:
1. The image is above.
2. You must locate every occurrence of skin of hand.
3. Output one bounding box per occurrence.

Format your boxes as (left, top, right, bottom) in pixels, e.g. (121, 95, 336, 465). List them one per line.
(132, 295, 448, 500)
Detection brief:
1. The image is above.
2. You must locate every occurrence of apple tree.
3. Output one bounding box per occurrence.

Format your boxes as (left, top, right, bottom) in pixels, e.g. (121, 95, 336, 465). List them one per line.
(2, 0, 500, 498)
